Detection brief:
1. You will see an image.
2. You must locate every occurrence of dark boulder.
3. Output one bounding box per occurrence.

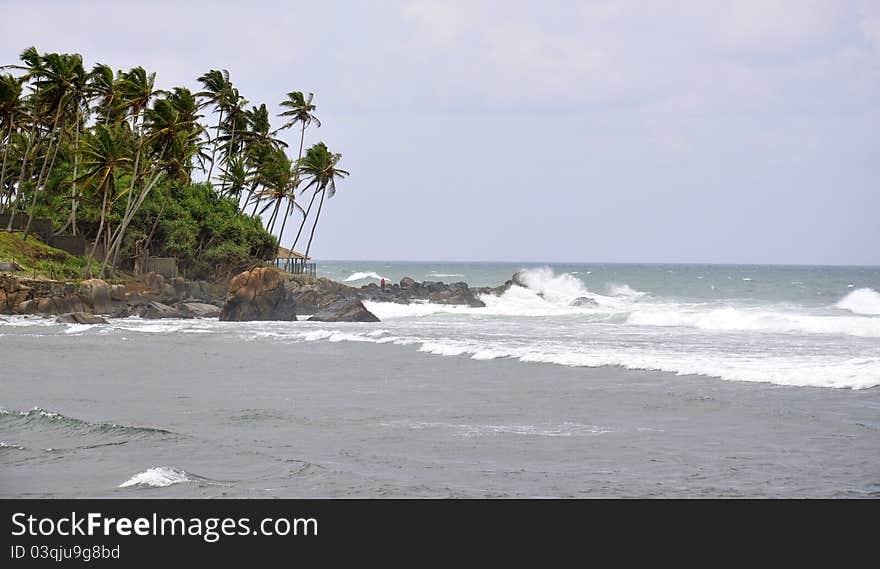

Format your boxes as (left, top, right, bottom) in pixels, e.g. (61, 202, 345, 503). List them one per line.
(137, 301, 190, 319)
(56, 312, 108, 325)
(307, 298, 380, 322)
(399, 277, 417, 289)
(175, 301, 221, 318)
(569, 296, 598, 307)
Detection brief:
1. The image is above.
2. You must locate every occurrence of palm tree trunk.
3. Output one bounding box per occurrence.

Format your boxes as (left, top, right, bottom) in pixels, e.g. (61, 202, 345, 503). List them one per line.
(304, 187, 326, 260)
(6, 122, 36, 231)
(58, 118, 81, 235)
(0, 122, 13, 211)
(290, 189, 317, 252)
(243, 180, 258, 214)
(277, 198, 293, 243)
(84, 180, 109, 278)
(23, 107, 64, 239)
(266, 199, 278, 235)
(100, 146, 168, 276)
(207, 107, 223, 183)
(220, 113, 236, 196)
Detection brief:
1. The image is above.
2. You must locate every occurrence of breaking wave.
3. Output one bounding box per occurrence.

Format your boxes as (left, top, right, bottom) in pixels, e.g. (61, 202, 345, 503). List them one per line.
(0, 407, 173, 436)
(836, 288, 880, 316)
(343, 271, 389, 282)
(120, 466, 191, 488)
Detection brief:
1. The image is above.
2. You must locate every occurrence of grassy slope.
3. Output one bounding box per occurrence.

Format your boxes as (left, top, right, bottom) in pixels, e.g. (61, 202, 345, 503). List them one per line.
(0, 232, 86, 281)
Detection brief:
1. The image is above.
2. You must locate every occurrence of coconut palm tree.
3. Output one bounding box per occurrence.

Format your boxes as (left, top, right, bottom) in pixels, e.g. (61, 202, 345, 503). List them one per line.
(100, 88, 205, 276)
(218, 155, 252, 202)
(77, 124, 132, 276)
(239, 103, 286, 209)
(15, 49, 86, 239)
(196, 69, 234, 182)
(252, 147, 301, 237)
(297, 142, 348, 259)
(276, 92, 320, 248)
(0, 74, 26, 210)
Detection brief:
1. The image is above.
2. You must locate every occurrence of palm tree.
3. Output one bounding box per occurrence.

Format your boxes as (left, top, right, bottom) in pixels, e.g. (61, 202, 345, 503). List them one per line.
(277, 91, 320, 249)
(297, 142, 348, 259)
(218, 155, 252, 202)
(240, 103, 286, 210)
(77, 124, 132, 277)
(0, 74, 26, 210)
(252, 147, 301, 237)
(14, 48, 86, 239)
(100, 88, 204, 276)
(88, 64, 123, 125)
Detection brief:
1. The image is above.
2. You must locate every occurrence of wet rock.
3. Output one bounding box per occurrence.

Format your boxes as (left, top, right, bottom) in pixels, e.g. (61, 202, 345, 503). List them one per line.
(307, 298, 380, 322)
(569, 296, 598, 307)
(78, 278, 113, 313)
(137, 301, 190, 319)
(175, 301, 221, 318)
(56, 312, 108, 325)
(399, 277, 417, 289)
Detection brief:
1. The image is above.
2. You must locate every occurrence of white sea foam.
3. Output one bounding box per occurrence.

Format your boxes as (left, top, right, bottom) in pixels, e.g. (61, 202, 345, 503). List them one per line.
(343, 271, 389, 282)
(626, 304, 880, 338)
(382, 420, 610, 437)
(120, 467, 191, 488)
(607, 283, 647, 297)
(836, 288, 880, 316)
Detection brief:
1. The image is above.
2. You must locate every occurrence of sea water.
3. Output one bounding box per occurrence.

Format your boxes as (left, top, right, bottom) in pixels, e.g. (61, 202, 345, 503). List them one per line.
(1, 262, 879, 497)
(325, 262, 880, 389)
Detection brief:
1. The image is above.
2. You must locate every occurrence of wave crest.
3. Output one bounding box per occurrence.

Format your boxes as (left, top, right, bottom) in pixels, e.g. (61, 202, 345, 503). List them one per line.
(836, 288, 880, 316)
(120, 467, 191, 488)
(343, 271, 389, 282)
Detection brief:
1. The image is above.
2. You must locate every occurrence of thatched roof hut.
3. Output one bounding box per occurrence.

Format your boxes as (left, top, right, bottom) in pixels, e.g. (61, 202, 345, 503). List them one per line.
(276, 246, 310, 260)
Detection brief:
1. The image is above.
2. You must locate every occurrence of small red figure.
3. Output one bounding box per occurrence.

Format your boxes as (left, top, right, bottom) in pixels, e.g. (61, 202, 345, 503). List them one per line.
(381, 278, 386, 289)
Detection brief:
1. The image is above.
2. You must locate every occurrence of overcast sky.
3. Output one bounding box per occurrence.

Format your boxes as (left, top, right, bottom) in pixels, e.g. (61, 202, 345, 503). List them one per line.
(2, 0, 878, 264)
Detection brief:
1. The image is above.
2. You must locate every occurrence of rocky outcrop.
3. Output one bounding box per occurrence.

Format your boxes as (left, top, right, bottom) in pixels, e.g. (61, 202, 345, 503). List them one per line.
(136, 301, 189, 319)
(56, 312, 109, 325)
(357, 277, 486, 307)
(219, 267, 298, 321)
(285, 276, 361, 314)
(569, 296, 598, 307)
(175, 301, 221, 318)
(78, 279, 114, 314)
(142, 272, 220, 305)
(307, 298, 380, 322)
(0, 275, 32, 314)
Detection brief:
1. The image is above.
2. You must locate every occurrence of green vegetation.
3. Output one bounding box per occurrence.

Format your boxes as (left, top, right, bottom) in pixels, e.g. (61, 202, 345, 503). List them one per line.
(0, 47, 348, 280)
(0, 231, 85, 279)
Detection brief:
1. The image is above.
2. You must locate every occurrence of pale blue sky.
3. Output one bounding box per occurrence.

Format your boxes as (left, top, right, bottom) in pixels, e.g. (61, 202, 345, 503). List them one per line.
(2, 0, 878, 264)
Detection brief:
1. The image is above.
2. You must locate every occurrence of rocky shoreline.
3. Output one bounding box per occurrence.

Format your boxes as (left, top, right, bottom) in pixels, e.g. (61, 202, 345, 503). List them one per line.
(0, 266, 534, 324)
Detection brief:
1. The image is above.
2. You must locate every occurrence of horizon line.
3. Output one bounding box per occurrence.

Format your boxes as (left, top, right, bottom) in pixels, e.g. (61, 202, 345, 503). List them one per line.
(311, 258, 880, 269)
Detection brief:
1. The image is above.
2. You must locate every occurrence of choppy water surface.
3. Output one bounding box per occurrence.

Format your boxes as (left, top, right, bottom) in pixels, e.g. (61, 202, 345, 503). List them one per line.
(1, 262, 878, 497)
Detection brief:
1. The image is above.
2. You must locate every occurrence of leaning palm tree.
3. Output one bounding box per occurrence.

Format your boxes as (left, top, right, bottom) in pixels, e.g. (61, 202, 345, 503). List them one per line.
(101, 88, 204, 276)
(196, 69, 233, 182)
(296, 142, 348, 259)
(251, 147, 301, 237)
(276, 91, 320, 247)
(14, 49, 86, 239)
(77, 124, 132, 277)
(0, 74, 27, 210)
(218, 155, 252, 202)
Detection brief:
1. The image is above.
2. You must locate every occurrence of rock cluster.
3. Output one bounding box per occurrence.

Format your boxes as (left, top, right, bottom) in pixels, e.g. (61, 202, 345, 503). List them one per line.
(0, 271, 225, 320)
(358, 277, 486, 307)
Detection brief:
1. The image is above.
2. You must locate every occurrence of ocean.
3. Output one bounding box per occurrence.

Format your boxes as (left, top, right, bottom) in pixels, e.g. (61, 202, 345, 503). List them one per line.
(1, 262, 879, 497)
